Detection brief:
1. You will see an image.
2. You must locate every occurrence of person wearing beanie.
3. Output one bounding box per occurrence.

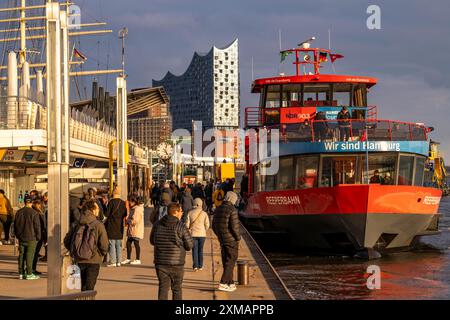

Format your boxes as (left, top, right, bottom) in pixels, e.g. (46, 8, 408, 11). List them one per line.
(212, 191, 241, 292)
(14, 195, 41, 280)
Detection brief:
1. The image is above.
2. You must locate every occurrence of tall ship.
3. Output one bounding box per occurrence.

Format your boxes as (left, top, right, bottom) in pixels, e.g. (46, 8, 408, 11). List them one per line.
(240, 39, 442, 257)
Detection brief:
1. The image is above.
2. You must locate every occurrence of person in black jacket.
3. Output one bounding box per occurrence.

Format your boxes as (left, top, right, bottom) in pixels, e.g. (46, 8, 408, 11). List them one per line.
(14, 195, 41, 280)
(212, 191, 241, 292)
(179, 187, 194, 223)
(150, 203, 193, 300)
(337, 106, 352, 141)
(104, 189, 128, 267)
(31, 200, 47, 275)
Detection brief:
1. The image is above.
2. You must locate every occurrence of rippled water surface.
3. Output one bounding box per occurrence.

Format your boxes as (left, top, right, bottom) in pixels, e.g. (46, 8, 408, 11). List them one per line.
(267, 197, 450, 300)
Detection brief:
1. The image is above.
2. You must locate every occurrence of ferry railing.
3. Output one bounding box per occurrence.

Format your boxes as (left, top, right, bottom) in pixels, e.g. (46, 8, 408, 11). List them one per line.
(263, 119, 428, 143)
(244, 105, 380, 128)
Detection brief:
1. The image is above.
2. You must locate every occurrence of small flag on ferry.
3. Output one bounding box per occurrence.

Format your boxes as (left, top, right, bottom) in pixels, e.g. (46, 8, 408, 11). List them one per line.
(280, 50, 293, 63)
(73, 48, 88, 61)
(319, 52, 328, 63)
(330, 53, 344, 63)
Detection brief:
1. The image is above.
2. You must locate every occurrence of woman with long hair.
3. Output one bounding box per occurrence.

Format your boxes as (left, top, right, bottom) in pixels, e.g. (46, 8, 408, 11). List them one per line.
(122, 196, 144, 265)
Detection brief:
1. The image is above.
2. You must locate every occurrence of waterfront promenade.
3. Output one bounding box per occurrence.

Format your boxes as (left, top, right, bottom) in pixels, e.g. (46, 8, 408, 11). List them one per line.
(0, 209, 289, 300)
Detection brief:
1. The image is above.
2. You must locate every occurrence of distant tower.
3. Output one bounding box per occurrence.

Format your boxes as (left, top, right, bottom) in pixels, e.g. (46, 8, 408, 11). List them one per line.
(153, 39, 239, 131)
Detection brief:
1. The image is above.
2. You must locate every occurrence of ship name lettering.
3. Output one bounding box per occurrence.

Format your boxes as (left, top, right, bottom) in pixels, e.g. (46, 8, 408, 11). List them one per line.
(266, 196, 301, 205)
(423, 196, 440, 205)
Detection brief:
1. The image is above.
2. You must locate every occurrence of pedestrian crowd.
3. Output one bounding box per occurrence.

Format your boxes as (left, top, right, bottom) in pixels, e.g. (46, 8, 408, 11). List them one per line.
(0, 177, 245, 300)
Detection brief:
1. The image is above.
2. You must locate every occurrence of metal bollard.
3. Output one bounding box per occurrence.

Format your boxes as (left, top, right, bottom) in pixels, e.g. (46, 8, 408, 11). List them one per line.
(237, 260, 249, 286)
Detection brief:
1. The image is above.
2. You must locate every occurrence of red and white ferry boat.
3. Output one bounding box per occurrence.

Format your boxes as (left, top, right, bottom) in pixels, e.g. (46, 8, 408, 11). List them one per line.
(240, 40, 442, 257)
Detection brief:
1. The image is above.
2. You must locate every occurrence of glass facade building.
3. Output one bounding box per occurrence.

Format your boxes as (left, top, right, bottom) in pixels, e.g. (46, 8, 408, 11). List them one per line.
(153, 39, 239, 131)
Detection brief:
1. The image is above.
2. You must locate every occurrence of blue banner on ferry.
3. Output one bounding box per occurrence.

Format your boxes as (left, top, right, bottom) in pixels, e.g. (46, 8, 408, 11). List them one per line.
(278, 141, 429, 157)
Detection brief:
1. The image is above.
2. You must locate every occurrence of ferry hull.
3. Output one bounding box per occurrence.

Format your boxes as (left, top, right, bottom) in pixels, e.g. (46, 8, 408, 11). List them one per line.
(240, 185, 442, 254)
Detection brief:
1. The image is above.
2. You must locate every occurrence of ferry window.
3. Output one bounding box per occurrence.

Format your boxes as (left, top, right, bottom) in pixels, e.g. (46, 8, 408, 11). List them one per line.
(261, 160, 276, 191)
(265, 85, 281, 108)
(253, 165, 261, 192)
(333, 83, 351, 106)
(295, 156, 319, 189)
(303, 84, 332, 106)
(414, 156, 425, 186)
(321, 157, 333, 187)
(281, 84, 302, 107)
(352, 85, 367, 107)
(277, 157, 294, 190)
(363, 154, 396, 185)
(398, 155, 414, 185)
(321, 156, 358, 187)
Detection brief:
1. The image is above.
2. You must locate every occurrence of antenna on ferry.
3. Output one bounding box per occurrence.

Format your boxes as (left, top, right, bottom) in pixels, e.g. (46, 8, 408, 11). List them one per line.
(298, 36, 316, 49)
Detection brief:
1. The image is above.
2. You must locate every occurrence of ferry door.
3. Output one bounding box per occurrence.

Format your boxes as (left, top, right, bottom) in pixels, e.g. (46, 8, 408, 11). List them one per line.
(322, 156, 358, 186)
(333, 157, 357, 185)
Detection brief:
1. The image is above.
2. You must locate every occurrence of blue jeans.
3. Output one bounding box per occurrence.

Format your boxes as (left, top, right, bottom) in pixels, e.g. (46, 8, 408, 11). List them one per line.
(192, 237, 206, 269)
(109, 239, 122, 264)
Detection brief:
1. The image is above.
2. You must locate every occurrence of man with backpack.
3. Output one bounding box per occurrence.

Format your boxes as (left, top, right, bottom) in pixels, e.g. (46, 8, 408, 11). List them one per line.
(150, 192, 171, 224)
(150, 203, 193, 300)
(64, 199, 109, 291)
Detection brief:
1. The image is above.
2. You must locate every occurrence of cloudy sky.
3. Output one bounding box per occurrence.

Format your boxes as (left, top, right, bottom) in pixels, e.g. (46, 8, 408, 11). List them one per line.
(75, 0, 450, 159)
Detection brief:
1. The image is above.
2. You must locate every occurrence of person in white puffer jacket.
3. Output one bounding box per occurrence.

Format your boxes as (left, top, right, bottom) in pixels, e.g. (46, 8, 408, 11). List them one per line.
(186, 198, 210, 271)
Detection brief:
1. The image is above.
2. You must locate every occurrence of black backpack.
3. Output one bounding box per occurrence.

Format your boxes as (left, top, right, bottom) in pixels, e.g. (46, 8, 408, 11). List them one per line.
(70, 220, 100, 260)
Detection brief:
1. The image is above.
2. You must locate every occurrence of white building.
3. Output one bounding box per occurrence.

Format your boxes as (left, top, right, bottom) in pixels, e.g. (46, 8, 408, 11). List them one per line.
(153, 39, 239, 131)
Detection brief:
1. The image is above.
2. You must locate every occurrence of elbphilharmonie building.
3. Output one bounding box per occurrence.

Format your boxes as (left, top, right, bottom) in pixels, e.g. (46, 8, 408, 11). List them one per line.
(153, 39, 239, 131)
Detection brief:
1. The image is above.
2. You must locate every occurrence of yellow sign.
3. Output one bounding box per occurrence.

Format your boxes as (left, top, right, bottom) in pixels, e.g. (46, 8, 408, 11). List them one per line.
(0, 149, 6, 161)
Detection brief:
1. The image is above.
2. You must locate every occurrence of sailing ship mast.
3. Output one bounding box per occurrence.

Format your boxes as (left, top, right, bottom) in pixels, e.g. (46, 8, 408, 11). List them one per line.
(0, 0, 122, 82)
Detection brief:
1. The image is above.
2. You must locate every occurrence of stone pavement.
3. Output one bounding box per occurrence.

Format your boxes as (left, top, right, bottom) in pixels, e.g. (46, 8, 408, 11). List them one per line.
(0, 210, 290, 300)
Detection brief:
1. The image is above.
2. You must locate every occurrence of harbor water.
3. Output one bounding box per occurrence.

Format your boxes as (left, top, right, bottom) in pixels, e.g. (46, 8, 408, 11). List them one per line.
(266, 197, 450, 300)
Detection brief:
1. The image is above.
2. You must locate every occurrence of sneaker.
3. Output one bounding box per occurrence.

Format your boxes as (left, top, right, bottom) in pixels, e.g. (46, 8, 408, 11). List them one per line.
(107, 263, 117, 267)
(26, 274, 40, 280)
(199, 268, 203, 271)
(193, 268, 199, 272)
(130, 260, 141, 265)
(218, 283, 233, 292)
(121, 259, 131, 265)
(19, 274, 24, 280)
(0, 241, 3, 245)
(116, 263, 121, 267)
(229, 283, 237, 291)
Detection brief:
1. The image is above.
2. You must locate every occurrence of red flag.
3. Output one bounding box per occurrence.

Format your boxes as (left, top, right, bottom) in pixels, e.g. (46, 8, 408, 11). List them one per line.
(330, 53, 344, 63)
(73, 48, 87, 61)
(361, 130, 367, 142)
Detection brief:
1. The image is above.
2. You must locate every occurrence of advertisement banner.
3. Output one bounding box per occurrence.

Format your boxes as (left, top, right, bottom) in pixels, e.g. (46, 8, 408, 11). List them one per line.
(280, 107, 316, 123)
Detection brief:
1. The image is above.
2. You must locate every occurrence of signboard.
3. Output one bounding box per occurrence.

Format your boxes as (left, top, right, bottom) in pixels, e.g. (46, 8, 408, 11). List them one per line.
(1, 149, 25, 162)
(23, 151, 40, 162)
(26, 167, 48, 175)
(272, 141, 430, 158)
(73, 158, 86, 168)
(280, 107, 316, 124)
(70, 168, 109, 179)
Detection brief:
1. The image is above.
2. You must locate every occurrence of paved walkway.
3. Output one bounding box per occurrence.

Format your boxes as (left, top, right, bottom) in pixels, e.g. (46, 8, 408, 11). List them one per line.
(0, 210, 290, 300)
